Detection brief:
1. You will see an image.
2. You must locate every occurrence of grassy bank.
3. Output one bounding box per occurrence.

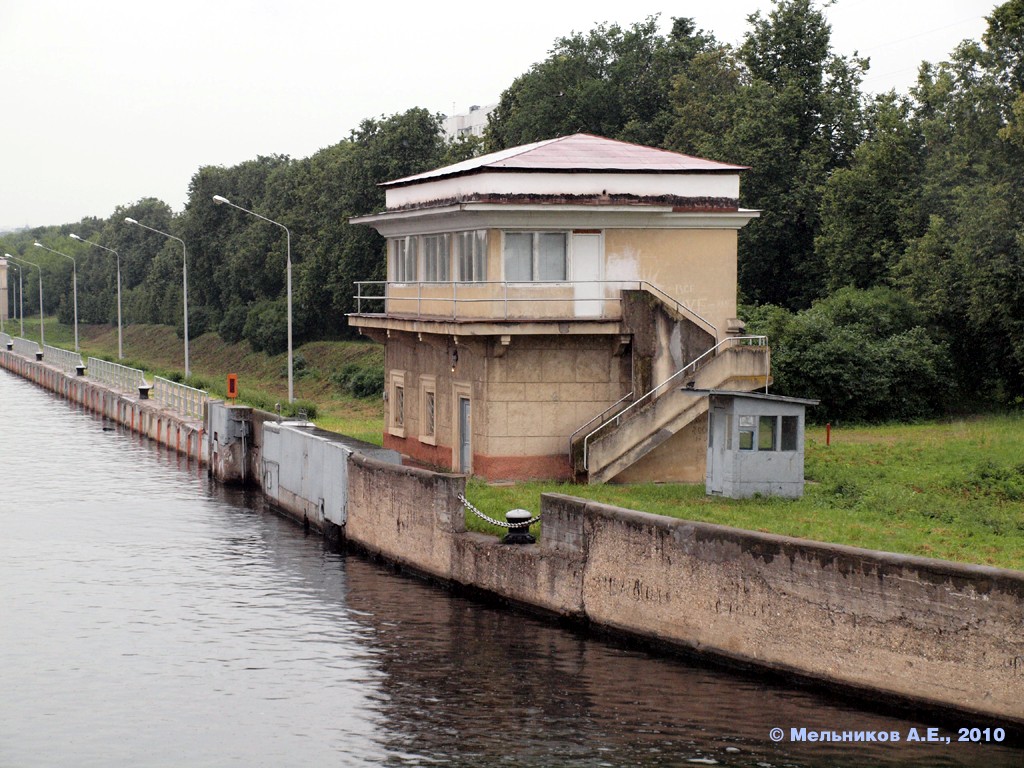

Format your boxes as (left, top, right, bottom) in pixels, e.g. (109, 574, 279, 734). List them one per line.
(466, 417, 1024, 570)
(12, 317, 386, 445)
(13, 319, 1024, 570)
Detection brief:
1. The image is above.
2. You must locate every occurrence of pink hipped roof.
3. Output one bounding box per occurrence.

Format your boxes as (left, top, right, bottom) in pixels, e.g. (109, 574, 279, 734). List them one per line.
(384, 133, 746, 188)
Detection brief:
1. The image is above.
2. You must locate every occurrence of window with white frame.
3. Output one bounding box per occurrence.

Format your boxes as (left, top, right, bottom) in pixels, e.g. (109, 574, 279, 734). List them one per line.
(388, 370, 406, 437)
(419, 375, 437, 444)
(455, 230, 487, 282)
(423, 235, 451, 282)
(503, 232, 567, 282)
(390, 237, 417, 283)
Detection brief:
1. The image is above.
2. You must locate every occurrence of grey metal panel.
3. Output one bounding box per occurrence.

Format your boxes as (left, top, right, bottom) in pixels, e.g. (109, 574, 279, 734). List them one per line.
(262, 423, 282, 466)
(322, 442, 350, 526)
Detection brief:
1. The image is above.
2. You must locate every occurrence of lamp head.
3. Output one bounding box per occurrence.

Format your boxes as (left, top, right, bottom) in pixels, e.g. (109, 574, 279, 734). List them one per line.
(33, 242, 43, 248)
(124, 218, 138, 225)
(70, 233, 82, 241)
(212, 195, 230, 205)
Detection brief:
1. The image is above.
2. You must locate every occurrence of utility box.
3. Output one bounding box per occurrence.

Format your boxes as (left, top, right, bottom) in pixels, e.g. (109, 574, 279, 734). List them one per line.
(706, 391, 817, 499)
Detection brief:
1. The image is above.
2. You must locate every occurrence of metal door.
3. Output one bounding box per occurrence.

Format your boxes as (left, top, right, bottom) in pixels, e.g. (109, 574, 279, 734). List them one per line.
(707, 407, 727, 495)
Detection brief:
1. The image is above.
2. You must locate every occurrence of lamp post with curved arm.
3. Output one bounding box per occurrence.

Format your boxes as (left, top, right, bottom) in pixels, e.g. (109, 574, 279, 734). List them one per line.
(6, 254, 44, 346)
(212, 194, 293, 403)
(124, 217, 189, 378)
(6, 261, 24, 336)
(33, 242, 78, 352)
(70, 233, 123, 359)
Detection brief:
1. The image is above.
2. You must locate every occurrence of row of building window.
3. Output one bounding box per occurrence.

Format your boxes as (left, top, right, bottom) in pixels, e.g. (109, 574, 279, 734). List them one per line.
(390, 230, 571, 284)
(730, 414, 799, 452)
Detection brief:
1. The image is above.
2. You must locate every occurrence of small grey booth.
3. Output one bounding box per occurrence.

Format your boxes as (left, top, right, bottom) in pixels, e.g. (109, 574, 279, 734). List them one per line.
(706, 391, 818, 499)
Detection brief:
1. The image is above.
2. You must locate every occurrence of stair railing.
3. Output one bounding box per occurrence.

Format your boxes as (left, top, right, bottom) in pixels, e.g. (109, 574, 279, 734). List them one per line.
(581, 335, 767, 471)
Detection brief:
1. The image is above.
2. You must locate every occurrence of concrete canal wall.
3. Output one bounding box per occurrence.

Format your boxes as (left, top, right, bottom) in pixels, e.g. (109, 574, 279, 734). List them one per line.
(240, 417, 1024, 726)
(6, 357, 1022, 724)
(0, 349, 206, 462)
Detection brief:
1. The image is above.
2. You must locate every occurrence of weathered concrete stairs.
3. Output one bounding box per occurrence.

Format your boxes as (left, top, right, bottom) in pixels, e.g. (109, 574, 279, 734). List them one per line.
(574, 343, 771, 484)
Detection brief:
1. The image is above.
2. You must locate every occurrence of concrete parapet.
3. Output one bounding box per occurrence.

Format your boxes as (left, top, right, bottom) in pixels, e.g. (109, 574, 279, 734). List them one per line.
(543, 493, 1024, 725)
(0, 348, 207, 463)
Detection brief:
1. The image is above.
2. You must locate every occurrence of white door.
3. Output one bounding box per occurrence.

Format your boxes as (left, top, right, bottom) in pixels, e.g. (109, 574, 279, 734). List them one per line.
(572, 232, 603, 317)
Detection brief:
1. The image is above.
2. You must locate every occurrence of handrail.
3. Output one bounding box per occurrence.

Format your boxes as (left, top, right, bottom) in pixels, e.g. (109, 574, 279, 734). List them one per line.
(581, 335, 768, 471)
(152, 376, 208, 419)
(634, 281, 717, 340)
(43, 344, 84, 375)
(12, 337, 41, 358)
(353, 280, 716, 333)
(87, 357, 147, 393)
(568, 390, 634, 457)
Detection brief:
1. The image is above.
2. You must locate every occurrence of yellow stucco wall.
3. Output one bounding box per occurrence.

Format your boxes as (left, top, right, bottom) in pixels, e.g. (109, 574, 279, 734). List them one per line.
(604, 228, 738, 337)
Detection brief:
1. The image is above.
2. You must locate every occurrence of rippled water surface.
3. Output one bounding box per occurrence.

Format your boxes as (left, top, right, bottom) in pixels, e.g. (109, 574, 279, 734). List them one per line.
(1, 370, 1019, 767)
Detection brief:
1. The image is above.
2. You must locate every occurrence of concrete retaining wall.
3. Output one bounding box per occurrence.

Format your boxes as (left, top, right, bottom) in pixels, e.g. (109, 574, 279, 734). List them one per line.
(339, 456, 1024, 724)
(542, 494, 1024, 724)
(1, 350, 207, 463)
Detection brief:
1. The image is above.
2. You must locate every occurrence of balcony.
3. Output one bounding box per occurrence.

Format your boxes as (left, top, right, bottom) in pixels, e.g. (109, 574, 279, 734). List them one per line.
(351, 280, 717, 338)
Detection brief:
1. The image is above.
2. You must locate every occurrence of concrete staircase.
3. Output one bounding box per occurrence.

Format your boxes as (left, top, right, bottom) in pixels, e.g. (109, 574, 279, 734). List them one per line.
(574, 340, 771, 484)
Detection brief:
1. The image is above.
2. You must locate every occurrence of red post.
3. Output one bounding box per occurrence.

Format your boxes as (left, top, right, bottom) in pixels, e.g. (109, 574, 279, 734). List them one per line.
(826, 422, 832, 446)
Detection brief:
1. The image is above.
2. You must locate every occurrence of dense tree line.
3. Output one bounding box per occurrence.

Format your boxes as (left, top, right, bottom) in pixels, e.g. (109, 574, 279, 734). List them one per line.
(5, 0, 1022, 421)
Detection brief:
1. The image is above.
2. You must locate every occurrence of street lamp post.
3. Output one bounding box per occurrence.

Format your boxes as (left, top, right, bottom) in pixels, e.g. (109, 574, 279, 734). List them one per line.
(124, 217, 189, 378)
(212, 194, 294, 403)
(70, 234, 123, 360)
(7, 261, 24, 336)
(6, 254, 44, 346)
(33, 242, 78, 352)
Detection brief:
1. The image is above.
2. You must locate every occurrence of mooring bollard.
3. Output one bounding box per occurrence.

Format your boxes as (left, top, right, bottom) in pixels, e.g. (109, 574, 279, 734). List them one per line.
(138, 384, 151, 400)
(35, 351, 43, 361)
(76, 364, 86, 377)
(502, 509, 536, 545)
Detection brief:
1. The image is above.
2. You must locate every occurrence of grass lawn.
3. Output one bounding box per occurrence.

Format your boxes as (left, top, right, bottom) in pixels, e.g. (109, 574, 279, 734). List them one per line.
(465, 417, 1024, 571)
(14, 319, 1024, 571)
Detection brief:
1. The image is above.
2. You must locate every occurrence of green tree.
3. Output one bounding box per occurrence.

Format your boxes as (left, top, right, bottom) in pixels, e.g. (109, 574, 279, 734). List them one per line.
(816, 93, 923, 290)
(711, 0, 867, 308)
(485, 17, 716, 151)
(746, 288, 952, 422)
(895, 0, 1024, 399)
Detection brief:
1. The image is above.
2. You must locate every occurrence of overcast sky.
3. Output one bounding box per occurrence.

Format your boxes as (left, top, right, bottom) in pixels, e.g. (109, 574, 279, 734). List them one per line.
(0, 0, 995, 230)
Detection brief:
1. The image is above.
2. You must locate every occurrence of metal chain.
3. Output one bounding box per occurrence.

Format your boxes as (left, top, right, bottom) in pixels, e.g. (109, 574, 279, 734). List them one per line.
(458, 493, 541, 529)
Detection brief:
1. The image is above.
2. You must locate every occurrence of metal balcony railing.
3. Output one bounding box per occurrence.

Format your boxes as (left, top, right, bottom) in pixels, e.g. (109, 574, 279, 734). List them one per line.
(353, 279, 717, 337)
(152, 376, 208, 420)
(87, 357, 147, 393)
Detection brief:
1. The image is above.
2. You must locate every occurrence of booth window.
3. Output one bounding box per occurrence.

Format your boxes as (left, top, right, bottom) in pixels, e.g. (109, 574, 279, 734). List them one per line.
(759, 415, 777, 451)
(738, 415, 755, 450)
(781, 415, 798, 451)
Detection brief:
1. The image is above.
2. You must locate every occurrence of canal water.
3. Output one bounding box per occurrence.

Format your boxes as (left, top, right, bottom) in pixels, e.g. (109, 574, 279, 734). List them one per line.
(1, 369, 1019, 767)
